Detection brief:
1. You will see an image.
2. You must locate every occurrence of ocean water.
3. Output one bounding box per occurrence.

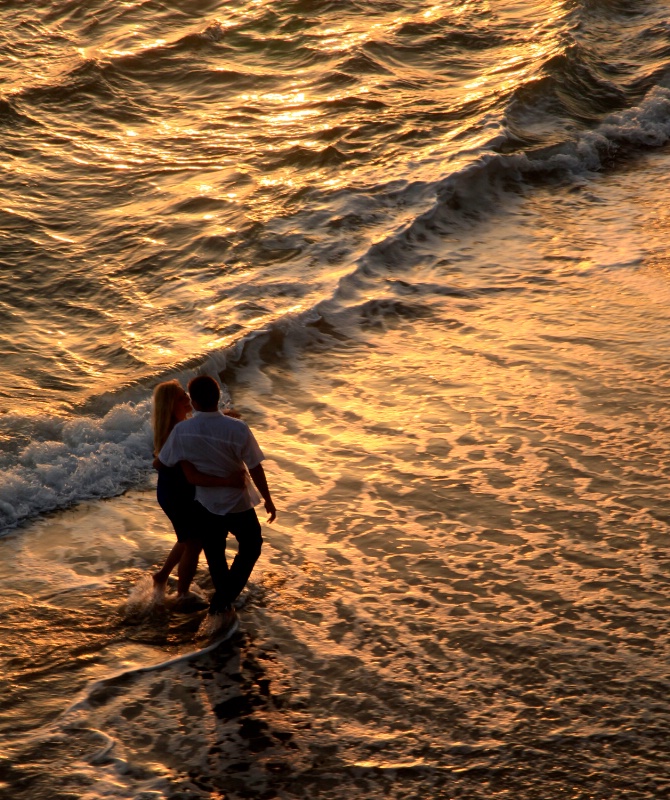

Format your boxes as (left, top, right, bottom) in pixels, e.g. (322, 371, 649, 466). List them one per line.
(1, 1, 670, 798)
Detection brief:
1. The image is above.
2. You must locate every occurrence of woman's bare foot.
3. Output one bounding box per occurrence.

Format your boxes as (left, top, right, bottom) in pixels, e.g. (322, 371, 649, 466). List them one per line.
(173, 591, 208, 613)
(152, 572, 168, 596)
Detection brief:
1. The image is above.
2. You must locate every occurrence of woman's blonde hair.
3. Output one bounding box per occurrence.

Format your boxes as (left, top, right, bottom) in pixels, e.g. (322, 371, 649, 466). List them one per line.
(152, 380, 186, 455)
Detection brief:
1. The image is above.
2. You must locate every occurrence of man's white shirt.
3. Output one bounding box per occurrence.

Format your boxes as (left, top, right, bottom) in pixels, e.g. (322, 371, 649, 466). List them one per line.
(159, 410, 264, 515)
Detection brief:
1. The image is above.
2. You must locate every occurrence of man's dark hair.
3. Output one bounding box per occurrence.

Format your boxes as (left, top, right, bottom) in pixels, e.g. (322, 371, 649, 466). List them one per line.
(188, 375, 220, 410)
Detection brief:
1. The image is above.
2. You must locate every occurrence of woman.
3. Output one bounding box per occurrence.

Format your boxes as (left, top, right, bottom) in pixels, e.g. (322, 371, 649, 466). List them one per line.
(151, 380, 242, 609)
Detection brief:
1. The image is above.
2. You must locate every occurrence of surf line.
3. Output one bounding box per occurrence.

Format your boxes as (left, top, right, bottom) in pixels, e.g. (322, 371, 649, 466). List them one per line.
(59, 618, 240, 719)
(1, 623, 240, 769)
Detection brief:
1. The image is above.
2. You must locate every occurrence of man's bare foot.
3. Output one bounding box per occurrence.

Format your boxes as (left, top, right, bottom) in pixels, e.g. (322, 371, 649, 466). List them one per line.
(197, 608, 239, 641)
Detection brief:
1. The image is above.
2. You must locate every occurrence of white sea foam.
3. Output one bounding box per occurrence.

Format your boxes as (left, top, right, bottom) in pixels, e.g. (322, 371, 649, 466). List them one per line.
(123, 574, 167, 621)
(0, 401, 152, 534)
(390, 86, 670, 246)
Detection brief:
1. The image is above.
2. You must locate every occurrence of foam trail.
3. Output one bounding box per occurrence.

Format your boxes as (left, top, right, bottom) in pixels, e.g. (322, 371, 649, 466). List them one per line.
(62, 628, 240, 722)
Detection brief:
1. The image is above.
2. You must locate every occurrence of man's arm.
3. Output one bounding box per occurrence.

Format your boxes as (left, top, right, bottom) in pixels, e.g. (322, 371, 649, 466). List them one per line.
(180, 461, 246, 488)
(248, 463, 276, 522)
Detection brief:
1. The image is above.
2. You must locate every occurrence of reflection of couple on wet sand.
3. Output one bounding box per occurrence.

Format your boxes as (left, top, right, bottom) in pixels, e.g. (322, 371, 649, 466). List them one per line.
(151, 374, 276, 638)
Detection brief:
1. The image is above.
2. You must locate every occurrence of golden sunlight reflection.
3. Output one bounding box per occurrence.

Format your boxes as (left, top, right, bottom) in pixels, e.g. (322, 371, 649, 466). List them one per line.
(268, 108, 320, 126)
(3, 6, 669, 793)
(19, 0, 573, 226)
(423, 5, 444, 19)
(461, 35, 563, 104)
(258, 174, 297, 189)
(314, 14, 410, 53)
(2, 0, 583, 409)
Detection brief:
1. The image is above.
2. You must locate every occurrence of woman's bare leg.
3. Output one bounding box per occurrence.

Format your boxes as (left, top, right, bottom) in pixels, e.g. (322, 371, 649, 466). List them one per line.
(177, 540, 202, 596)
(153, 541, 185, 586)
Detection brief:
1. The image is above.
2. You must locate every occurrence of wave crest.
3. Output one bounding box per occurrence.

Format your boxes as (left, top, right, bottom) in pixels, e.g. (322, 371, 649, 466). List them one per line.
(0, 403, 152, 534)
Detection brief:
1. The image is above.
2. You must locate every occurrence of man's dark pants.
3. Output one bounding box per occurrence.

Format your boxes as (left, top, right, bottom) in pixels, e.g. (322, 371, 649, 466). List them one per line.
(193, 503, 263, 613)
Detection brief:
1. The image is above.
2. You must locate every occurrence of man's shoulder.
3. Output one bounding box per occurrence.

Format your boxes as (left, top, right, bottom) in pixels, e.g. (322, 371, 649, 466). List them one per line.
(216, 413, 252, 437)
(192, 412, 251, 435)
(171, 417, 196, 434)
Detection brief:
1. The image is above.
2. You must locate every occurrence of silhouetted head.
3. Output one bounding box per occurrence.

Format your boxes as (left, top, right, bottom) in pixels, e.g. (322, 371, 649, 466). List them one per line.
(188, 374, 221, 412)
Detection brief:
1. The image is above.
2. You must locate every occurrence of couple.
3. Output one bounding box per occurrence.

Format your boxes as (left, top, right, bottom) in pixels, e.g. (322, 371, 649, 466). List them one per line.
(152, 374, 276, 634)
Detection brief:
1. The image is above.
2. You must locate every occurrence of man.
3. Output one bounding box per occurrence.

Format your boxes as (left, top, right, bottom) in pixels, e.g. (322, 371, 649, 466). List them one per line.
(159, 374, 276, 633)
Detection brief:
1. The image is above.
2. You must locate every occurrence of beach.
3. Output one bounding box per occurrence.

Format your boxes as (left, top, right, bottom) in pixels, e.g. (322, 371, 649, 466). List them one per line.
(2, 1, 670, 797)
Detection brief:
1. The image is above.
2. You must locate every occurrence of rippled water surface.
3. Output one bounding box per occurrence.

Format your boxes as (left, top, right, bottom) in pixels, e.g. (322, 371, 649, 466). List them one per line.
(1, 1, 670, 798)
